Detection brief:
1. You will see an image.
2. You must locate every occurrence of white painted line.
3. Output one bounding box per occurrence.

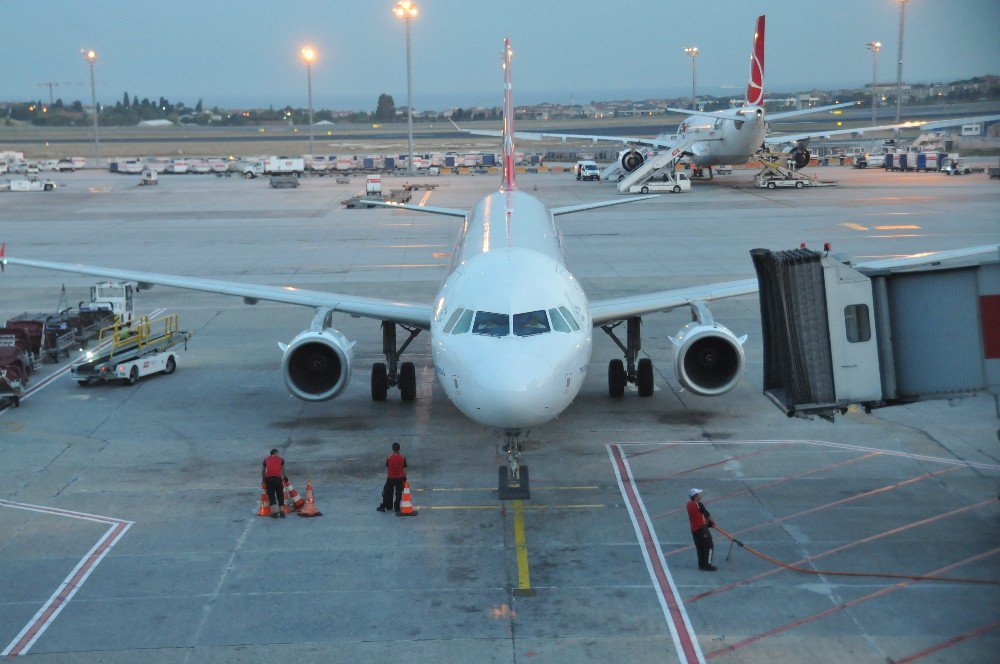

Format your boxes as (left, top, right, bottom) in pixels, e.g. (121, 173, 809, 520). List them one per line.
(608, 444, 706, 664)
(612, 439, 1000, 472)
(0, 500, 133, 657)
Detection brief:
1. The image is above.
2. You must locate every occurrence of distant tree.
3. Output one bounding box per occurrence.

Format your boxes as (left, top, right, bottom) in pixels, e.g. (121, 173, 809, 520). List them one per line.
(123, 91, 130, 109)
(195, 98, 203, 113)
(72, 100, 83, 112)
(375, 93, 396, 121)
(133, 95, 139, 107)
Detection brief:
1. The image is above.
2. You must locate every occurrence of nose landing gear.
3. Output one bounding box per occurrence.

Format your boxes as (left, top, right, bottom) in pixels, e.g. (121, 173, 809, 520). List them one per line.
(498, 431, 530, 500)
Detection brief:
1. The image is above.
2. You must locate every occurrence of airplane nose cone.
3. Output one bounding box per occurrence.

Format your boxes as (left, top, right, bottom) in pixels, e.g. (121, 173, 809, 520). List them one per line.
(470, 352, 562, 428)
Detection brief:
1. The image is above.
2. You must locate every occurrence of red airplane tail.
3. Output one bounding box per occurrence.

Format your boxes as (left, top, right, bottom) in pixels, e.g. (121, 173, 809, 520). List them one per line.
(500, 37, 516, 192)
(745, 15, 765, 107)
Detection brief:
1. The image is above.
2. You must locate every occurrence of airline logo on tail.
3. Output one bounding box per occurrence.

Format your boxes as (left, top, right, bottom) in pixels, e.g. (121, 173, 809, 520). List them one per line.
(501, 37, 516, 192)
(745, 15, 765, 107)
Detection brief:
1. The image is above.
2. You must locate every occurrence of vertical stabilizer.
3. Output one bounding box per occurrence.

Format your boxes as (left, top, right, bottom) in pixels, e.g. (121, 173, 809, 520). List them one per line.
(745, 15, 765, 107)
(501, 37, 516, 192)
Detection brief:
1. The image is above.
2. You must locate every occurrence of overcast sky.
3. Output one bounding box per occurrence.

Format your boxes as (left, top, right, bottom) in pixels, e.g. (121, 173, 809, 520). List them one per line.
(5, 0, 998, 111)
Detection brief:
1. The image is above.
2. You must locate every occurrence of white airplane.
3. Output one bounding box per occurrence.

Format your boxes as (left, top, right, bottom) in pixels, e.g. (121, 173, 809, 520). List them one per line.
(1, 39, 992, 497)
(462, 15, 1000, 177)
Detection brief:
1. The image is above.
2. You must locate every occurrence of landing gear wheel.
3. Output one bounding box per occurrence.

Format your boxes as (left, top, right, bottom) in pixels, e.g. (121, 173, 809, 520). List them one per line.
(608, 359, 626, 398)
(767, 181, 776, 189)
(637, 358, 654, 397)
(371, 362, 388, 401)
(124, 366, 139, 386)
(640, 185, 649, 194)
(399, 361, 416, 401)
(672, 185, 681, 193)
(795, 181, 803, 189)
(163, 357, 176, 375)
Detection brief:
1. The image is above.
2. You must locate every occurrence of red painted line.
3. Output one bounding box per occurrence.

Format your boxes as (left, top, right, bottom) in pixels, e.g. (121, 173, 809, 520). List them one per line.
(609, 445, 704, 663)
(894, 619, 1000, 663)
(705, 547, 1000, 659)
(665, 465, 961, 558)
(651, 451, 882, 519)
(639, 444, 790, 484)
(686, 499, 995, 603)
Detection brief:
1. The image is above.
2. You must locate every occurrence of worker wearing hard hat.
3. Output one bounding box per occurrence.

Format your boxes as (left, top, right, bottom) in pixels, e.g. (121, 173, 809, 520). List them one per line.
(686, 488, 717, 571)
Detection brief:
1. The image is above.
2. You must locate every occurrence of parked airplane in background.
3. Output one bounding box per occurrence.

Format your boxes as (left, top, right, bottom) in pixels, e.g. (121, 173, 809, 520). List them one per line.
(461, 15, 1000, 177)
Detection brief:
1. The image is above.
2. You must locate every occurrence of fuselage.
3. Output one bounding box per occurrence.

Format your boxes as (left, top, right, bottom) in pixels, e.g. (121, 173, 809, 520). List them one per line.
(430, 190, 592, 431)
(676, 110, 767, 168)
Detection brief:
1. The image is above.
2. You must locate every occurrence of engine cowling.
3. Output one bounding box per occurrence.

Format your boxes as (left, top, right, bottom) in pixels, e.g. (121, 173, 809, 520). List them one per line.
(670, 303, 746, 397)
(281, 328, 354, 401)
(621, 149, 645, 172)
(789, 145, 811, 169)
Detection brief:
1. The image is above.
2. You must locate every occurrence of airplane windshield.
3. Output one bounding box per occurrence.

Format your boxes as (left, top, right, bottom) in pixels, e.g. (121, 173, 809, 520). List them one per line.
(472, 311, 510, 337)
(513, 310, 550, 337)
(452, 308, 474, 334)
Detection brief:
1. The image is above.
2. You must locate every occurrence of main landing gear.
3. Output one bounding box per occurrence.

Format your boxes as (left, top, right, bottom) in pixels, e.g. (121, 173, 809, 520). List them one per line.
(371, 322, 420, 402)
(602, 316, 654, 398)
(498, 431, 530, 500)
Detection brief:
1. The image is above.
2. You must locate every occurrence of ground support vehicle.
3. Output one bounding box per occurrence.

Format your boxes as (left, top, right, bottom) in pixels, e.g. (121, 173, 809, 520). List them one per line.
(140, 169, 159, 186)
(72, 314, 190, 386)
(0, 346, 27, 407)
(754, 157, 836, 189)
(342, 188, 412, 209)
(4, 316, 45, 360)
(263, 157, 304, 177)
(80, 281, 134, 328)
(628, 171, 691, 194)
(6, 177, 56, 192)
(269, 175, 299, 188)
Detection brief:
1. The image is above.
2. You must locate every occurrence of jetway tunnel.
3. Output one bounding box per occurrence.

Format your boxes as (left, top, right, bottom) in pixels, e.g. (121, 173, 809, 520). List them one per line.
(750, 246, 999, 421)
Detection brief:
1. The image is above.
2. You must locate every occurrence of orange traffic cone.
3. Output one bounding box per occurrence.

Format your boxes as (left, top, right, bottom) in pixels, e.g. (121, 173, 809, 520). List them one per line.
(256, 483, 272, 517)
(297, 480, 322, 517)
(285, 479, 305, 510)
(396, 480, 418, 517)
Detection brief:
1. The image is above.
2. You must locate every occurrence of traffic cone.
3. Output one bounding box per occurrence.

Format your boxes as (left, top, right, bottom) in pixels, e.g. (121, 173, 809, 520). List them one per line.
(256, 483, 272, 517)
(396, 480, 418, 517)
(297, 480, 322, 517)
(285, 479, 305, 510)
(280, 483, 292, 515)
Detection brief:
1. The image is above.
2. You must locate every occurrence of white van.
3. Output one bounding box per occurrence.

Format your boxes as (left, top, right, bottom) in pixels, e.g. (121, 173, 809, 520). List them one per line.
(575, 160, 601, 181)
(628, 172, 691, 194)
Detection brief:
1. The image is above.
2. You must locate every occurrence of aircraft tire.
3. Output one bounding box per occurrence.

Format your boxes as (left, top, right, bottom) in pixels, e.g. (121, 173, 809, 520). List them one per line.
(400, 362, 417, 401)
(608, 360, 626, 398)
(371, 363, 388, 401)
(637, 358, 654, 397)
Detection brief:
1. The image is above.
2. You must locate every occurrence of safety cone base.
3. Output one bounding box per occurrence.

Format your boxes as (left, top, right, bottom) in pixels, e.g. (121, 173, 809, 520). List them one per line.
(396, 481, 418, 516)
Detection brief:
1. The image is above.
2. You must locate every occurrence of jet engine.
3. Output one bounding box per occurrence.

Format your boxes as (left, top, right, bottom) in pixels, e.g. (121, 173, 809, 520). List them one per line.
(789, 144, 811, 170)
(280, 327, 354, 401)
(669, 301, 746, 397)
(620, 149, 645, 172)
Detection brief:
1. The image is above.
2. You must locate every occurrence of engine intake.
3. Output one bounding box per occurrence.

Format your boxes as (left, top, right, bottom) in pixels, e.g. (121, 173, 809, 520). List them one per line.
(281, 327, 354, 401)
(789, 145, 811, 169)
(670, 302, 746, 397)
(621, 149, 645, 172)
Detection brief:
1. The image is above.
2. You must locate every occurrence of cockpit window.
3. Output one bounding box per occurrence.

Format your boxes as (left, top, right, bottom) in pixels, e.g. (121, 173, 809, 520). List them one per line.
(452, 308, 474, 334)
(513, 310, 550, 337)
(548, 307, 571, 333)
(472, 311, 509, 337)
(443, 308, 465, 333)
(558, 306, 581, 331)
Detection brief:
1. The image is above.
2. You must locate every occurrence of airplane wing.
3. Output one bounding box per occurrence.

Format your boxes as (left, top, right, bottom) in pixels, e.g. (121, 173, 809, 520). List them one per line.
(588, 244, 999, 325)
(765, 113, 1000, 145)
(551, 195, 659, 216)
(765, 102, 858, 121)
(359, 200, 468, 217)
(451, 118, 675, 148)
(361, 195, 661, 218)
(1, 252, 433, 328)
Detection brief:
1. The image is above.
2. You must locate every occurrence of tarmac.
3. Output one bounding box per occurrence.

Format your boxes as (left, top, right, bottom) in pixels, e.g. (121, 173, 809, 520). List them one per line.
(0, 165, 997, 663)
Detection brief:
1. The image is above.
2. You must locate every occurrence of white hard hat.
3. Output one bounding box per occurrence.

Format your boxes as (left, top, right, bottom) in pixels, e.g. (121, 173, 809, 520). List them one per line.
(689, 488, 703, 498)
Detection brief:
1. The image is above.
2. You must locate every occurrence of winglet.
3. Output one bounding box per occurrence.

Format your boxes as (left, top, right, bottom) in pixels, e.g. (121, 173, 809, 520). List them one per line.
(501, 37, 516, 192)
(1, 242, 6, 272)
(746, 15, 765, 107)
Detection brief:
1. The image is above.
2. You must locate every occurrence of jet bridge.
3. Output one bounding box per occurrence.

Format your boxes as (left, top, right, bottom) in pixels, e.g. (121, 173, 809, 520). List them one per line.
(750, 246, 999, 420)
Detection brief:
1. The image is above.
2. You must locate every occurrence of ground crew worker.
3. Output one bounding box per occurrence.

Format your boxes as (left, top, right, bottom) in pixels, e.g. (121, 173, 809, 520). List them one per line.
(262, 448, 289, 519)
(377, 442, 407, 513)
(687, 488, 716, 571)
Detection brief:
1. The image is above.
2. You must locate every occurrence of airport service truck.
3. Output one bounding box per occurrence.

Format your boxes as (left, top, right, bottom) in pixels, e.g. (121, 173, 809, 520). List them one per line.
(263, 157, 304, 177)
(80, 281, 135, 327)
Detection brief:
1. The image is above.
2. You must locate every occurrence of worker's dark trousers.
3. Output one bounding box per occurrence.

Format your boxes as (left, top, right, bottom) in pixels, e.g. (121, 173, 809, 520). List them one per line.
(381, 477, 406, 510)
(265, 476, 285, 508)
(692, 527, 714, 568)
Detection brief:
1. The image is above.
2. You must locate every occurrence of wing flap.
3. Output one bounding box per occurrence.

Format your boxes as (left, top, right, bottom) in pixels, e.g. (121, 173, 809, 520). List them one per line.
(551, 194, 659, 216)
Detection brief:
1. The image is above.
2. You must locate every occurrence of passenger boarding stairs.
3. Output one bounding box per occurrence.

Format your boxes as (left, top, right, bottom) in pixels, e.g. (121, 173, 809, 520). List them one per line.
(616, 133, 706, 193)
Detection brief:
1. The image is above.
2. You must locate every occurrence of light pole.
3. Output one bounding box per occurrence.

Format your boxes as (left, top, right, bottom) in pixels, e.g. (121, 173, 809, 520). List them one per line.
(895, 0, 907, 126)
(866, 41, 881, 126)
(82, 49, 99, 165)
(393, 1, 418, 175)
(301, 47, 316, 155)
(684, 46, 699, 110)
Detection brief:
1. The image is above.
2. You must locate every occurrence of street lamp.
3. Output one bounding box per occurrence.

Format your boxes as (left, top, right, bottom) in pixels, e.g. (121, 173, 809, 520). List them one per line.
(895, 0, 907, 126)
(300, 46, 316, 155)
(393, 0, 418, 175)
(82, 49, 99, 165)
(683, 46, 699, 110)
(866, 41, 881, 126)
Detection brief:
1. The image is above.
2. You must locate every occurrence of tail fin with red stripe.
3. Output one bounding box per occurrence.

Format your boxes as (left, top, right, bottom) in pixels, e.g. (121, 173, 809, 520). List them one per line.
(745, 15, 765, 107)
(500, 37, 516, 192)
(1, 242, 6, 272)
